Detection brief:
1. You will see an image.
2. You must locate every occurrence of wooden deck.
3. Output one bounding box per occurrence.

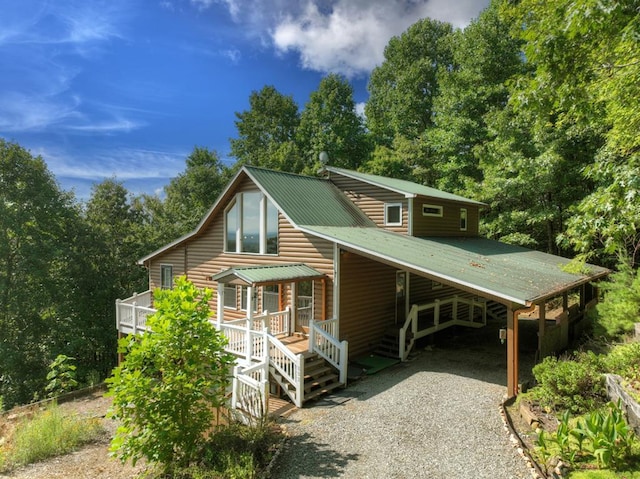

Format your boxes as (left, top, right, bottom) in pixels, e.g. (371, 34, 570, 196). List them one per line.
(277, 334, 311, 356)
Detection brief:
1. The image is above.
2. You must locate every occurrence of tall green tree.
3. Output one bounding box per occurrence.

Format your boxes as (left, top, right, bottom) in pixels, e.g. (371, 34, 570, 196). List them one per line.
(503, 0, 640, 264)
(365, 18, 454, 146)
(162, 147, 232, 238)
(0, 140, 83, 406)
(230, 85, 302, 172)
(428, 0, 524, 194)
(297, 73, 369, 173)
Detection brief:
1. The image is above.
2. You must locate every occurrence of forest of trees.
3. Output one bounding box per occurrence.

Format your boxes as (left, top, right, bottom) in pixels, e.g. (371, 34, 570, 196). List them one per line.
(1, 0, 638, 408)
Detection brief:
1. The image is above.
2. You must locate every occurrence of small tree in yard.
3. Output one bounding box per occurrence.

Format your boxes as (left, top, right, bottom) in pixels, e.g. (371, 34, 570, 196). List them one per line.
(107, 277, 235, 471)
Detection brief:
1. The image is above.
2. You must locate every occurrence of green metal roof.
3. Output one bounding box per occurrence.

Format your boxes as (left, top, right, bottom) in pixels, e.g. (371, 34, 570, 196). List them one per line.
(302, 226, 609, 305)
(212, 263, 325, 285)
(325, 166, 486, 206)
(245, 166, 374, 227)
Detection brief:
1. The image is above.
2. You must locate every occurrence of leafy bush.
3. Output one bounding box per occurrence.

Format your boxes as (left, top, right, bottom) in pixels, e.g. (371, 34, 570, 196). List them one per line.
(107, 277, 236, 471)
(595, 260, 640, 339)
(45, 355, 79, 398)
(536, 401, 640, 470)
(602, 342, 640, 379)
(532, 355, 606, 414)
(6, 404, 103, 469)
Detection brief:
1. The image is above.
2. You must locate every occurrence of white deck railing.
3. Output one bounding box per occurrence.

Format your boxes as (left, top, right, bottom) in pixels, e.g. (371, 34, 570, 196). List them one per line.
(116, 290, 155, 334)
(309, 318, 348, 384)
(268, 335, 305, 407)
(399, 296, 487, 360)
(116, 293, 342, 411)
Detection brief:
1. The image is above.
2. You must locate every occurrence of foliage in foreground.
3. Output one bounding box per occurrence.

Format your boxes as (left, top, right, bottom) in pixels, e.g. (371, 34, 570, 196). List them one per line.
(529, 342, 640, 414)
(595, 259, 640, 339)
(107, 278, 235, 471)
(536, 402, 640, 472)
(153, 419, 282, 479)
(0, 403, 104, 471)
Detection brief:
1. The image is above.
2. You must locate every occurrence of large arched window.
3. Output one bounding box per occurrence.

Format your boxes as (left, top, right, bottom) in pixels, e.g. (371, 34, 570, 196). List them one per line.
(224, 191, 279, 255)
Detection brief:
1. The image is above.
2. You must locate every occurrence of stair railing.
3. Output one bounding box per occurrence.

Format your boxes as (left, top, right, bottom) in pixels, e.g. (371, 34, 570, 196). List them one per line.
(309, 319, 349, 384)
(231, 355, 269, 420)
(267, 334, 304, 407)
(399, 304, 418, 360)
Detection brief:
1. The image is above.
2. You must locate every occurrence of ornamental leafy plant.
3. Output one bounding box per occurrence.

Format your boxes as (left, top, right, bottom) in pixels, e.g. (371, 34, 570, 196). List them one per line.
(106, 277, 235, 471)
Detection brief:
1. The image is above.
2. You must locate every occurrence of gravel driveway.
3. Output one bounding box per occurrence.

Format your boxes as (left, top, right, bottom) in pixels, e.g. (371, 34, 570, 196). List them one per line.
(272, 325, 535, 479)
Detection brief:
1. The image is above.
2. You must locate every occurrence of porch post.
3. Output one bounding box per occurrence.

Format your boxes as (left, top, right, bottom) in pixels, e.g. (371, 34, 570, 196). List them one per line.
(538, 302, 546, 360)
(216, 283, 224, 329)
(506, 305, 517, 398)
(247, 286, 254, 321)
(290, 282, 297, 333)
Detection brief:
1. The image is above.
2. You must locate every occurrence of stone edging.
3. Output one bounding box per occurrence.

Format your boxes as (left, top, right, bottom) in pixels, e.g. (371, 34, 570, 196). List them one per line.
(500, 397, 547, 479)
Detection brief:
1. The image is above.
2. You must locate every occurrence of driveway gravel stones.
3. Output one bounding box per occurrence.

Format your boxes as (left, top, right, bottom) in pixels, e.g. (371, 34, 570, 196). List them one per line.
(272, 329, 535, 479)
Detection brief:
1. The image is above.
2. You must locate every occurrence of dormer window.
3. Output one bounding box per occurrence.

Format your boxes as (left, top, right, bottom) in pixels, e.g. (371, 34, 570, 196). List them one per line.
(385, 203, 402, 226)
(224, 191, 278, 255)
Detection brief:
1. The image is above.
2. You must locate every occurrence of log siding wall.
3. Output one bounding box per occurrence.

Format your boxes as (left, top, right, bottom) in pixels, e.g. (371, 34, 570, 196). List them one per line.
(339, 251, 398, 358)
(412, 197, 479, 237)
(329, 174, 409, 234)
(147, 177, 335, 321)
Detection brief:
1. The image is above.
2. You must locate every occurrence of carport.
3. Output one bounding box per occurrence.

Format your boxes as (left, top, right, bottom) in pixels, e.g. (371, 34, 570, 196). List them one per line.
(302, 226, 610, 398)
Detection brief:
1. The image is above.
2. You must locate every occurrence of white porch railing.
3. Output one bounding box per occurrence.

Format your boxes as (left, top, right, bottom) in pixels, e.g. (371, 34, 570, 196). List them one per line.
(116, 290, 155, 335)
(399, 296, 487, 360)
(309, 318, 348, 384)
(231, 359, 269, 420)
(116, 294, 343, 411)
(268, 335, 305, 407)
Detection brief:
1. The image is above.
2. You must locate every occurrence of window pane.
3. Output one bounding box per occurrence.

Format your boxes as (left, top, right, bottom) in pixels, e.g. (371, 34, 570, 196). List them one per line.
(241, 192, 260, 253)
(161, 265, 173, 289)
(224, 285, 236, 309)
(266, 199, 278, 254)
(225, 201, 237, 252)
(240, 286, 257, 312)
(263, 285, 279, 312)
(386, 205, 401, 224)
(460, 208, 467, 231)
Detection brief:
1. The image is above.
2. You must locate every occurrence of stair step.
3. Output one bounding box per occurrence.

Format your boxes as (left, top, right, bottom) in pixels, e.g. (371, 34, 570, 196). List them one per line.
(304, 373, 339, 392)
(303, 381, 343, 402)
(304, 364, 333, 379)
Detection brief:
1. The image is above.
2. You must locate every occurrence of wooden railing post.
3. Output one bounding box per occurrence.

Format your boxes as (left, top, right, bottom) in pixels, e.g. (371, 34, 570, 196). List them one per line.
(296, 353, 305, 407)
(115, 299, 121, 331)
(132, 301, 138, 335)
(309, 319, 315, 354)
(339, 340, 348, 385)
(246, 319, 253, 362)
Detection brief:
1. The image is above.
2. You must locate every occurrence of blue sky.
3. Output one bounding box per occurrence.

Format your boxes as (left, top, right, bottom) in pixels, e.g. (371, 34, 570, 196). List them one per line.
(0, 0, 489, 200)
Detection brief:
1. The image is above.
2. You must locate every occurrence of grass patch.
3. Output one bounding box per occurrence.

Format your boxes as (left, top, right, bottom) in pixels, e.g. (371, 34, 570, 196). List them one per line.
(0, 403, 104, 471)
(569, 471, 640, 478)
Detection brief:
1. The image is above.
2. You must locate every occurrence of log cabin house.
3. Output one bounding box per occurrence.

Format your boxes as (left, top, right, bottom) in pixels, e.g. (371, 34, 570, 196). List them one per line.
(116, 165, 609, 412)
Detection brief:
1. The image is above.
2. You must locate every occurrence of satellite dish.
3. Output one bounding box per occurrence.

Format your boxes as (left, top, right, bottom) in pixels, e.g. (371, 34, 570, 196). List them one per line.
(318, 151, 329, 165)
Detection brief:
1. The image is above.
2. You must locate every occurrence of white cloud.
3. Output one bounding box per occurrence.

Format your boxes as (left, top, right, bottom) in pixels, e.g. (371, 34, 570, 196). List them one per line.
(198, 0, 490, 77)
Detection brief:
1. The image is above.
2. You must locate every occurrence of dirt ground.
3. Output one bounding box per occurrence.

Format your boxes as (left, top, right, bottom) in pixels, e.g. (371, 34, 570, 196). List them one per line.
(0, 391, 147, 479)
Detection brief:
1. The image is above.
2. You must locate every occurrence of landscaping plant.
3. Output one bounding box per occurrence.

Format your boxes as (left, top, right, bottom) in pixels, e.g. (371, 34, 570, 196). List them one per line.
(44, 355, 79, 398)
(535, 401, 640, 471)
(107, 277, 236, 471)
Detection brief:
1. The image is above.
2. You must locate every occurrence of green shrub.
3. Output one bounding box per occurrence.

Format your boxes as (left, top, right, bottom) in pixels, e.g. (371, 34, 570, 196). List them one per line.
(7, 404, 103, 468)
(603, 342, 640, 378)
(45, 355, 79, 398)
(531, 356, 606, 414)
(107, 278, 236, 471)
(595, 260, 640, 339)
(536, 401, 640, 470)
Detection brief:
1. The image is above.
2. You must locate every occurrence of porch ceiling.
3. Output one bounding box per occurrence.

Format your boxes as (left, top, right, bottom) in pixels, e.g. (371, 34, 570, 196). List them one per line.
(301, 226, 610, 306)
(211, 263, 325, 286)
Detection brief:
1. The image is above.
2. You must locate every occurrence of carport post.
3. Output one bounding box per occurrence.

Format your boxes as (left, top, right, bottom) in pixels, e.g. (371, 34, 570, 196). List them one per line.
(506, 306, 517, 398)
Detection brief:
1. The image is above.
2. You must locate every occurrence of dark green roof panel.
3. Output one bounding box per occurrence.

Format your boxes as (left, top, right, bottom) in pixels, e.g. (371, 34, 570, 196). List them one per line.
(212, 263, 325, 285)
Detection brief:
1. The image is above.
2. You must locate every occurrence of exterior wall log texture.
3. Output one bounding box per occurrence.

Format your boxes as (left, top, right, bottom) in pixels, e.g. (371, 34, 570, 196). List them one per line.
(329, 174, 408, 234)
(339, 251, 398, 358)
(147, 177, 334, 322)
(412, 197, 479, 237)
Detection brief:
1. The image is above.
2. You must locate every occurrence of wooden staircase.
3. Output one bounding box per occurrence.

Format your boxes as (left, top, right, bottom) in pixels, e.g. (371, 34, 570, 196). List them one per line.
(269, 352, 342, 405)
(374, 327, 405, 359)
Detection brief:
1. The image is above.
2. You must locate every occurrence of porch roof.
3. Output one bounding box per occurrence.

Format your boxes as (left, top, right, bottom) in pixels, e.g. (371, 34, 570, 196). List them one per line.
(301, 226, 609, 306)
(211, 263, 325, 286)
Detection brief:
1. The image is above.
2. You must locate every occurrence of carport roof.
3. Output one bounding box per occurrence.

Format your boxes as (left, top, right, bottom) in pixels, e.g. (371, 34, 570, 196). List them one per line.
(301, 226, 609, 306)
(212, 263, 325, 285)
